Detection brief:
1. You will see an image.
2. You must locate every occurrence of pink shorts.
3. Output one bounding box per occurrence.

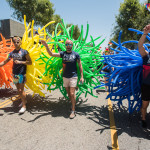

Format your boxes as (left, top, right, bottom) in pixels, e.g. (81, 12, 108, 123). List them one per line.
(63, 77, 78, 87)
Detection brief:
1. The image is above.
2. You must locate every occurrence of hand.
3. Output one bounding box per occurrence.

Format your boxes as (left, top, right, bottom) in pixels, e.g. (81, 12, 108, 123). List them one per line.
(79, 78, 84, 84)
(143, 24, 150, 34)
(14, 60, 21, 64)
(41, 40, 48, 47)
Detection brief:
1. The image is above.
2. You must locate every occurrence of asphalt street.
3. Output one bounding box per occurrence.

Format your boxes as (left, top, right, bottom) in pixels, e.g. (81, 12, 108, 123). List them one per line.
(0, 85, 150, 150)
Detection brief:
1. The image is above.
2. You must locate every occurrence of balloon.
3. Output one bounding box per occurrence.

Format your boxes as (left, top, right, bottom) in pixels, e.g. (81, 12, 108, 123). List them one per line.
(144, 3, 150, 11)
(0, 34, 14, 88)
(10, 15, 105, 100)
(35, 19, 105, 100)
(94, 28, 148, 113)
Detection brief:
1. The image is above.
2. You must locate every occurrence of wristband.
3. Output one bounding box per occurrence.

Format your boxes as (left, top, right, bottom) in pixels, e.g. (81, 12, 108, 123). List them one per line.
(143, 34, 147, 35)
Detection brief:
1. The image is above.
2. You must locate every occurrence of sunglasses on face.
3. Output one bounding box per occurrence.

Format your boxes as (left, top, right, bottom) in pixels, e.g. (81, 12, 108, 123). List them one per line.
(65, 44, 72, 46)
(13, 42, 20, 44)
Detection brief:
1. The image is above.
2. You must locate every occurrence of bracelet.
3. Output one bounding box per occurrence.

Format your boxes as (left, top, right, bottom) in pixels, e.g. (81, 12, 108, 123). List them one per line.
(143, 34, 147, 35)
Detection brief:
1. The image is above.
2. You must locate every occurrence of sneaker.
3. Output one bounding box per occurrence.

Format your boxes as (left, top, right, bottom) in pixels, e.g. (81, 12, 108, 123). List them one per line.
(69, 111, 76, 119)
(19, 107, 26, 114)
(141, 120, 147, 128)
(105, 88, 108, 92)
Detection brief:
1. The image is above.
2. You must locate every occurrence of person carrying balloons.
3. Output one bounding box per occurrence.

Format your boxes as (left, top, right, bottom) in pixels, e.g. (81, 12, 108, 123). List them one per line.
(41, 39, 84, 119)
(0, 37, 32, 114)
(138, 24, 150, 128)
(102, 50, 111, 91)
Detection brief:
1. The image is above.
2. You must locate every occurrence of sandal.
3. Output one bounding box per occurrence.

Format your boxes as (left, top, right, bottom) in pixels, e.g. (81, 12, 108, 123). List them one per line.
(69, 111, 76, 119)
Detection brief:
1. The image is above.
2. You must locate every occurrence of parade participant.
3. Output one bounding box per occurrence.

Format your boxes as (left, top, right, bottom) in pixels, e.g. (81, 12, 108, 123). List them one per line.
(138, 24, 150, 128)
(41, 39, 84, 119)
(102, 50, 111, 91)
(0, 36, 32, 114)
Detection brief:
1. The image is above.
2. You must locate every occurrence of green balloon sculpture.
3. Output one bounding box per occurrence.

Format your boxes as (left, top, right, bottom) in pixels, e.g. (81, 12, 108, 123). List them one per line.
(36, 19, 105, 100)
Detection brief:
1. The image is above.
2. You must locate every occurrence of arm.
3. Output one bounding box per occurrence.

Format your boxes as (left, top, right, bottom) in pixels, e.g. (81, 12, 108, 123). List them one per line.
(41, 40, 60, 57)
(138, 24, 150, 57)
(14, 54, 32, 65)
(0, 58, 10, 67)
(77, 59, 84, 83)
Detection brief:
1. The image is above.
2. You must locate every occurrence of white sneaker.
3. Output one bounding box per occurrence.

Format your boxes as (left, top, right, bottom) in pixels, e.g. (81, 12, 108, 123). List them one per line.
(19, 107, 26, 114)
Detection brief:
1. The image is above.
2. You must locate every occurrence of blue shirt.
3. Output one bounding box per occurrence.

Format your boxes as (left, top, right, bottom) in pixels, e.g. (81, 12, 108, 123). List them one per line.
(60, 51, 80, 78)
(8, 48, 29, 75)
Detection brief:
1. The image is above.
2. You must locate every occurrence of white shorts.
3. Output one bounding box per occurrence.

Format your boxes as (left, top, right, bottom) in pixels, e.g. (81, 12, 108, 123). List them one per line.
(63, 77, 78, 87)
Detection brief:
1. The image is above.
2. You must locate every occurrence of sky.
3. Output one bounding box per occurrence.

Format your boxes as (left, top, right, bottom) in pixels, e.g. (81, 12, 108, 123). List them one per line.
(0, 0, 146, 50)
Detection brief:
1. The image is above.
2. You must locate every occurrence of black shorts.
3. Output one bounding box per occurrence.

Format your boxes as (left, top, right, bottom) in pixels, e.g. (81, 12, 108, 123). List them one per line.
(141, 84, 150, 101)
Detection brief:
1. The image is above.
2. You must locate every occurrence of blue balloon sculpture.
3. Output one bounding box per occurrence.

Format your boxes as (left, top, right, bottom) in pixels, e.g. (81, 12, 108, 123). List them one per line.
(95, 28, 150, 113)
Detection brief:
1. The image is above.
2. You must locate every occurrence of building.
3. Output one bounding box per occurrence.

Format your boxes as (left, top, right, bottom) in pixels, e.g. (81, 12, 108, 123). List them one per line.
(0, 19, 25, 40)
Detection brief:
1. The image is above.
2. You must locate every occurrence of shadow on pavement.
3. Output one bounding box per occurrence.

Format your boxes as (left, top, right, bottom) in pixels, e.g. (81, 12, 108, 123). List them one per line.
(113, 104, 150, 140)
(0, 89, 18, 99)
(82, 103, 150, 142)
(1, 92, 88, 119)
(0, 89, 21, 115)
(26, 94, 75, 121)
(0, 98, 22, 114)
(1, 90, 150, 141)
(76, 104, 110, 130)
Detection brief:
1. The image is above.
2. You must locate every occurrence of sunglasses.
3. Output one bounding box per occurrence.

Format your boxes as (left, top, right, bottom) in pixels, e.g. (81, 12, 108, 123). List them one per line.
(13, 42, 20, 44)
(65, 44, 72, 46)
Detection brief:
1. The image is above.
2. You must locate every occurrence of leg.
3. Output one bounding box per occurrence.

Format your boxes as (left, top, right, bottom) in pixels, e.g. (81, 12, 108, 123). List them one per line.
(140, 84, 150, 127)
(65, 87, 76, 111)
(141, 100, 149, 120)
(65, 87, 71, 101)
(68, 87, 76, 119)
(63, 77, 71, 100)
(69, 77, 78, 111)
(141, 100, 149, 128)
(15, 83, 26, 108)
(69, 87, 76, 111)
(64, 77, 77, 119)
(104, 76, 108, 90)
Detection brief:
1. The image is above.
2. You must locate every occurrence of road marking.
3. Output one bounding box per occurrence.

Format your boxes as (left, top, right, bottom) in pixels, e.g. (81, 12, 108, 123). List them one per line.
(108, 96, 119, 150)
(0, 89, 30, 106)
(0, 96, 19, 106)
(0, 90, 32, 108)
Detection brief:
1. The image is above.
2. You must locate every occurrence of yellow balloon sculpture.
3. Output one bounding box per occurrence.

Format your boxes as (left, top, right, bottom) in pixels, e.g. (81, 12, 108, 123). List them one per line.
(21, 15, 61, 97)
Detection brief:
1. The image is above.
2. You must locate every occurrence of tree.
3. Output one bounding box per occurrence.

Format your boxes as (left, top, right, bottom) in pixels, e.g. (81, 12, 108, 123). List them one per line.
(6, 0, 54, 26)
(6, 0, 81, 40)
(48, 14, 62, 33)
(111, 0, 142, 48)
(136, 0, 150, 31)
(67, 24, 81, 40)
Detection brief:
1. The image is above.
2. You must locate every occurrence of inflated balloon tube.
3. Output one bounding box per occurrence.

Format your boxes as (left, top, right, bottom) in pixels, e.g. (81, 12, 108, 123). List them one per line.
(0, 34, 14, 88)
(19, 16, 105, 99)
(94, 28, 148, 113)
(36, 19, 105, 100)
(20, 16, 56, 97)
